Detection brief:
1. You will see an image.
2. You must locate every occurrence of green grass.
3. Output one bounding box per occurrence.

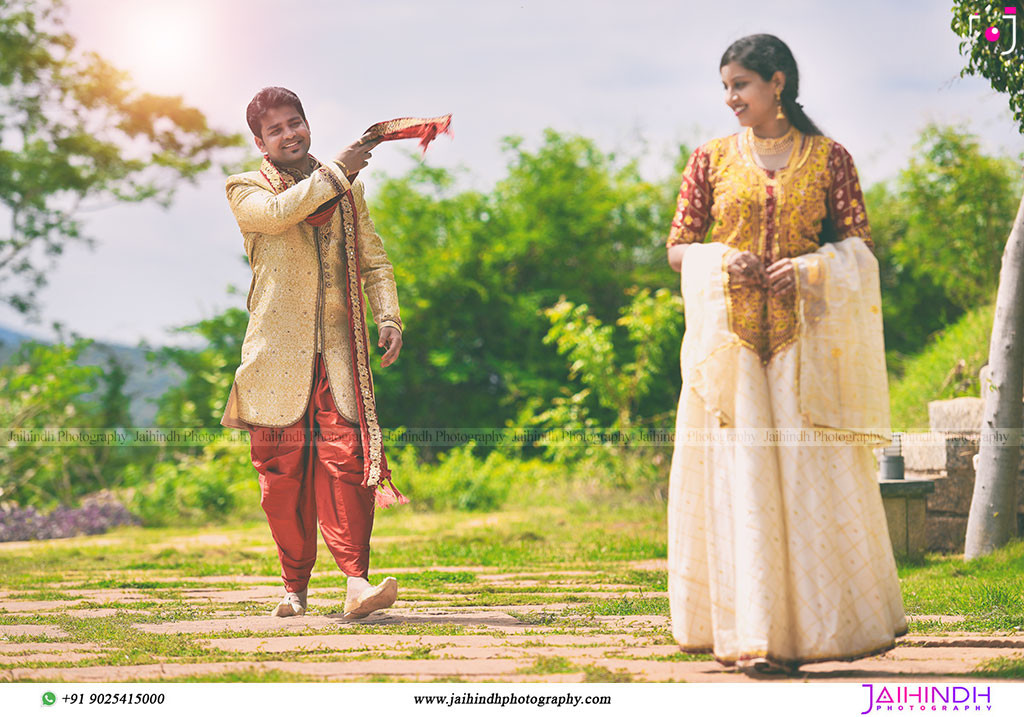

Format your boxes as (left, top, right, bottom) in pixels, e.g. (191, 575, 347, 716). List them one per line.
(888, 302, 994, 431)
(574, 596, 669, 616)
(582, 664, 634, 682)
(518, 655, 578, 674)
(138, 667, 326, 682)
(3, 590, 81, 601)
(645, 651, 714, 662)
(973, 656, 1024, 679)
(898, 540, 1024, 632)
(4, 488, 1024, 682)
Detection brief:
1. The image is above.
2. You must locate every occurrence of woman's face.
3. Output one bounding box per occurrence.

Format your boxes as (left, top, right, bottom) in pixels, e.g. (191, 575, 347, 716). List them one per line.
(720, 61, 783, 129)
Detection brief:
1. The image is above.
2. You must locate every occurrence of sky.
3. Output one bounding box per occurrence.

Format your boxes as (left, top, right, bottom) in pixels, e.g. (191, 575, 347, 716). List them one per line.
(2, 0, 1021, 347)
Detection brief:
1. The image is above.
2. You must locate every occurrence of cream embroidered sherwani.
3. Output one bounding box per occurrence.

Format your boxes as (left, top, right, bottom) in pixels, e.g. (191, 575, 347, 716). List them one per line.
(220, 162, 401, 429)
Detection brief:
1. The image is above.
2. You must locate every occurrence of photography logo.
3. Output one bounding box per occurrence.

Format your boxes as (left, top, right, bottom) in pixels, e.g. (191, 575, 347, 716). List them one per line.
(859, 684, 993, 713)
(969, 6, 1020, 54)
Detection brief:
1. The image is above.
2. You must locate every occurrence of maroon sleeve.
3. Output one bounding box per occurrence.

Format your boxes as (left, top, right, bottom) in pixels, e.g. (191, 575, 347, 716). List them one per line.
(827, 141, 873, 250)
(667, 145, 713, 247)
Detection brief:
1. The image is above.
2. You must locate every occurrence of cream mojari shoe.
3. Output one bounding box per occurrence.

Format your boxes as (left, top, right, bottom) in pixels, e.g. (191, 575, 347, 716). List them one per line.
(343, 577, 398, 619)
(270, 590, 307, 617)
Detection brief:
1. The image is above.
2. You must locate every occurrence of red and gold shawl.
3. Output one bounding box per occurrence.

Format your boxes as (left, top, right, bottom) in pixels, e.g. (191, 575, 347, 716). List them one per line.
(359, 114, 452, 154)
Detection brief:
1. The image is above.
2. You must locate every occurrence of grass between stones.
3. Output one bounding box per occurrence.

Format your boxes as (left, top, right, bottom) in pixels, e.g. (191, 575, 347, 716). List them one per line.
(137, 668, 325, 683)
(518, 656, 577, 674)
(2, 497, 1023, 682)
(973, 656, 1024, 679)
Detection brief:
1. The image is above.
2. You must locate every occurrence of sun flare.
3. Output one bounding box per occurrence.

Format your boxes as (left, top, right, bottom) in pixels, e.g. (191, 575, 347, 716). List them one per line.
(109, 2, 205, 92)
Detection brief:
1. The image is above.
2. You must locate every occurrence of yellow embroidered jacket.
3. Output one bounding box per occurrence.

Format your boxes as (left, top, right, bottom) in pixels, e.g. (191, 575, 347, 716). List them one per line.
(666, 130, 872, 364)
(220, 162, 402, 429)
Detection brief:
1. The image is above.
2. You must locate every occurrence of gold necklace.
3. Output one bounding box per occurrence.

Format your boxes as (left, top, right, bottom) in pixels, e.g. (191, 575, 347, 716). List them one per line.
(748, 126, 796, 156)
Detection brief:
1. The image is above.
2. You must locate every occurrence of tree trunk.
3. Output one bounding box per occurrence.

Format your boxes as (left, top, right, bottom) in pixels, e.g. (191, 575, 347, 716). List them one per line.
(964, 190, 1024, 559)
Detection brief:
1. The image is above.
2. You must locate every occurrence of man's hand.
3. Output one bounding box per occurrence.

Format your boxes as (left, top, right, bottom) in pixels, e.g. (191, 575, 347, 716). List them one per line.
(335, 137, 380, 179)
(766, 258, 795, 297)
(378, 326, 402, 368)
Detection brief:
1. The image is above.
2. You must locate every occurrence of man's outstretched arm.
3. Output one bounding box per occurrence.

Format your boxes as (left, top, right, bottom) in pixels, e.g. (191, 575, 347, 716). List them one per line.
(226, 163, 351, 235)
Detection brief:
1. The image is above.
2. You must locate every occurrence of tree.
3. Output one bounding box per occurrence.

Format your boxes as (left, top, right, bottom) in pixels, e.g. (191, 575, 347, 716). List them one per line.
(952, 3, 1024, 558)
(0, 0, 242, 315)
(867, 125, 1020, 359)
(0, 337, 130, 507)
(147, 307, 248, 434)
(890, 125, 1019, 310)
(367, 132, 680, 439)
(524, 287, 683, 463)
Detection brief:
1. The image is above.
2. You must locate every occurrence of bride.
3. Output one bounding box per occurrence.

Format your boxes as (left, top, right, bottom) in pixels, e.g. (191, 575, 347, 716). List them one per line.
(664, 33, 906, 674)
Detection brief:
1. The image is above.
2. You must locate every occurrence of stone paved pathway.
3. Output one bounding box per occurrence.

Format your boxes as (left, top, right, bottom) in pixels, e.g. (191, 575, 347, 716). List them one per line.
(1, 557, 1020, 682)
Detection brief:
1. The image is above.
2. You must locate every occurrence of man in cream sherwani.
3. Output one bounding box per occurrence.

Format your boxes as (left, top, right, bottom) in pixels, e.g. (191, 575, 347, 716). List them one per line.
(221, 87, 404, 619)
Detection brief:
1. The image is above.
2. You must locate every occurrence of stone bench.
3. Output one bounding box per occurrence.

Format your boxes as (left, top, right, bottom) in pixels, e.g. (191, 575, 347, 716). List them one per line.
(879, 477, 935, 558)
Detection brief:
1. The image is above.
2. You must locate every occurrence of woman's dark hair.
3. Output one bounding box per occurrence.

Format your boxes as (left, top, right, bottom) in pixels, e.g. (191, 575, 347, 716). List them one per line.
(719, 34, 823, 136)
(246, 87, 308, 138)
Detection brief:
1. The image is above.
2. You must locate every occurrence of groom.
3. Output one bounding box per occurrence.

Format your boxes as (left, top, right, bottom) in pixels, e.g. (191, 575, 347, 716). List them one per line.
(221, 86, 405, 619)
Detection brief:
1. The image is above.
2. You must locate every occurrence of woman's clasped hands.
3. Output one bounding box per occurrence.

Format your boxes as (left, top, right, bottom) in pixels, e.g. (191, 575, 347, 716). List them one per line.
(726, 250, 795, 297)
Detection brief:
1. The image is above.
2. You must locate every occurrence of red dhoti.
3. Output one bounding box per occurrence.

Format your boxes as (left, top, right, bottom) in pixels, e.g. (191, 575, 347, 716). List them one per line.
(248, 354, 376, 592)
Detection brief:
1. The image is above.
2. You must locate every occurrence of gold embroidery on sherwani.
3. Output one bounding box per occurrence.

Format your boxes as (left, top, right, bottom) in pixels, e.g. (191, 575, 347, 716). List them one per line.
(340, 197, 385, 487)
(221, 155, 401, 453)
(253, 156, 391, 488)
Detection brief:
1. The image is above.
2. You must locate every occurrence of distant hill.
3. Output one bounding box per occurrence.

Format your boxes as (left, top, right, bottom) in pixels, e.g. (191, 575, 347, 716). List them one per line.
(0, 325, 183, 427)
(0, 325, 42, 362)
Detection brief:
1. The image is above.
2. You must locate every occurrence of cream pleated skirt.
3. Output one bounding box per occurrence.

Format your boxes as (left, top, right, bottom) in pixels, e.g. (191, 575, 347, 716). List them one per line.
(667, 343, 907, 667)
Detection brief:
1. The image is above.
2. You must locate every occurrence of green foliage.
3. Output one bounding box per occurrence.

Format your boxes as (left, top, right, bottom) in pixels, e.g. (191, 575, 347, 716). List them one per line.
(147, 307, 248, 433)
(889, 302, 995, 431)
(523, 287, 682, 462)
(368, 132, 682, 437)
(0, 0, 243, 314)
(867, 181, 961, 358)
(393, 442, 549, 512)
(548, 287, 682, 429)
(0, 338, 131, 507)
(889, 126, 1019, 310)
(868, 125, 1018, 358)
(124, 436, 259, 526)
(952, 3, 1024, 132)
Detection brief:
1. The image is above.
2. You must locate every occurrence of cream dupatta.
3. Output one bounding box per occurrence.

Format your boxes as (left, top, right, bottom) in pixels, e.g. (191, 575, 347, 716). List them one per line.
(679, 238, 890, 440)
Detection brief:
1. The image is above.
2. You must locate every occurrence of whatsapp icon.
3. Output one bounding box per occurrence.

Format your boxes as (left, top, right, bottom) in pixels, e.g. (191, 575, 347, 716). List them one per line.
(42, 691, 56, 706)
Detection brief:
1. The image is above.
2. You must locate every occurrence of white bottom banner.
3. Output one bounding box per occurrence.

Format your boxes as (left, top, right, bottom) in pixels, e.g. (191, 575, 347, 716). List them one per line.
(1, 682, 1019, 716)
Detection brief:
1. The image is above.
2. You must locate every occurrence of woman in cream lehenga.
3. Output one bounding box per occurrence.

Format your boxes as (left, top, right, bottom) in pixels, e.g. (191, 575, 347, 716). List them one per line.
(665, 34, 906, 674)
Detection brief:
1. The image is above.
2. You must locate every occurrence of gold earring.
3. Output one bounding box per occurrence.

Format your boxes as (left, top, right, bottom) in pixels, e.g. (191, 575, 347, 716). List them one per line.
(775, 89, 785, 120)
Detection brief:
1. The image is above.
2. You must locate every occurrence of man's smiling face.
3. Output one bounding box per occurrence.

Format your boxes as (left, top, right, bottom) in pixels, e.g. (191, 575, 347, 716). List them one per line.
(254, 104, 311, 169)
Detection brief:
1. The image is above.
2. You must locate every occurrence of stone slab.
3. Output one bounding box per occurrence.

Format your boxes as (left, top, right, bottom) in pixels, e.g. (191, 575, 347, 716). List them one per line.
(882, 497, 908, 556)
(0, 642, 103, 654)
(902, 436, 947, 473)
(0, 625, 68, 639)
(0, 651, 104, 665)
(929, 398, 984, 433)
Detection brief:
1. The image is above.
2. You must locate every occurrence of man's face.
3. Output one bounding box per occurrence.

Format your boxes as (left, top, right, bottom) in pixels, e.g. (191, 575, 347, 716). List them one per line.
(253, 104, 311, 169)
